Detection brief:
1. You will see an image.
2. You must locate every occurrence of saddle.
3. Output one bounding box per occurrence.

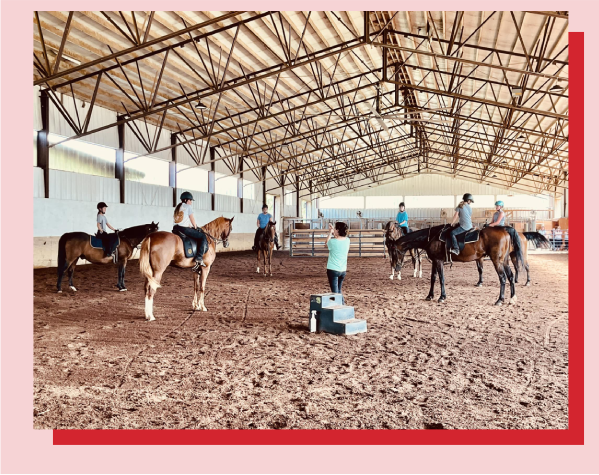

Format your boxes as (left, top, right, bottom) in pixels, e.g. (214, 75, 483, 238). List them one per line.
(90, 233, 120, 252)
(172, 228, 198, 259)
(439, 225, 479, 253)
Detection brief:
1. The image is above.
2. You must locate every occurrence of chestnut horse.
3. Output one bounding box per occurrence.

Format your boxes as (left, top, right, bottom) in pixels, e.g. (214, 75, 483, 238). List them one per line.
(56, 222, 159, 292)
(256, 221, 276, 276)
(396, 224, 523, 305)
(139, 217, 234, 321)
(474, 230, 551, 287)
(384, 221, 422, 280)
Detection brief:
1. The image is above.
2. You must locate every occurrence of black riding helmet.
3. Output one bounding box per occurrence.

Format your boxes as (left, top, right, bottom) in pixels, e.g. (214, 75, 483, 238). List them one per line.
(97, 202, 108, 210)
(399, 202, 405, 208)
(180, 191, 194, 202)
(462, 193, 474, 203)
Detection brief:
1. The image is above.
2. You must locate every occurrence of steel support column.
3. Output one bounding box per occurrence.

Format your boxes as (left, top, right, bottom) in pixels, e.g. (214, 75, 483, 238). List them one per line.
(262, 166, 267, 206)
(37, 90, 50, 199)
(209, 147, 216, 211)
(116, 116, 125, 204)
(238, 159, 244, 214)
(170, 133, 177, 207)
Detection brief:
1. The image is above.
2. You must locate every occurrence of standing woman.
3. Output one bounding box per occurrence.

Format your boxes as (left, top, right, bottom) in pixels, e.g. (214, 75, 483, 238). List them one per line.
(325, 222, 350, 303)
(449, 193, 475, 255)
(396, 202, 409, 235)
(173, 191, 208, 273)
(96, 202, 119, 262)
(488, 201, 506, 227)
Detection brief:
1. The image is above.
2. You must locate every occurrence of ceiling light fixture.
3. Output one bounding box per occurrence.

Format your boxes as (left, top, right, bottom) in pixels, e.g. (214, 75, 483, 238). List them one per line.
(195, 101, 207, 110)
(510, 87, 523, 97)
(550, 85, 563, 91)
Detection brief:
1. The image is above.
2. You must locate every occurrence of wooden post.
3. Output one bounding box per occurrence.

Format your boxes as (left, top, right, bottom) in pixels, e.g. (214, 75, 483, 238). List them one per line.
(116, 115, 125, 203)
(37, 90, 50, 199)
(170, 133, 177, 207)
(209, 147, 216, 211)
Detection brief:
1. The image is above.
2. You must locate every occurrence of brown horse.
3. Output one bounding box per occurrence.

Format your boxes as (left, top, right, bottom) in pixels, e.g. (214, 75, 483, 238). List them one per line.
(139, 217, 234, 321)
(56, 222, 159, 293)
(396, 224, 524, 305)
(474, 230, 551, 287)
(384, 221, 422, 280)
(256, 221, 276, 276)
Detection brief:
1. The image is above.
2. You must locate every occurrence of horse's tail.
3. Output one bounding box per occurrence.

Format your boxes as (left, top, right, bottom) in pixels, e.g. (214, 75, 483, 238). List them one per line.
(139, 236, 160, 291)
(522, 231, 551, 249)
(57, 234, 68, 277)
(506, 227, 524, 271)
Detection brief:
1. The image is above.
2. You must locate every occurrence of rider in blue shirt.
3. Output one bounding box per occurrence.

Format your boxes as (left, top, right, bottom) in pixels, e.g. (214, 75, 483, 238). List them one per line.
(396, 202, 409, 235)
(252, 204, 281, 251)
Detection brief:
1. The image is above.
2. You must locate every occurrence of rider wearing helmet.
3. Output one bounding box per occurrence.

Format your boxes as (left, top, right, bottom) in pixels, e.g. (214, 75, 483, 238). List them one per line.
(449, 193, 475, 255)
(488, 201, 506, 227)
(396, 202, 409, 235)
(96, 202, 119, 262)
(173, 191, 208, 273)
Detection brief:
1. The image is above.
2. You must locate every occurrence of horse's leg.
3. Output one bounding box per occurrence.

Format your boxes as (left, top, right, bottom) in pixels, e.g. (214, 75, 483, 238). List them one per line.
(418, 251, 423, 278)
(263, 249, 267, 277)
(504, 261, 517, 304)
(198, 266, 211, 311)
(256, 249, 260, 273)
(437, 260, 447, 303)
(192, 270, 201, 310)
(509, 251, 519, 283)
(144, 269, 163, 322)
(512, 252, 530, 286)
(268, 247, 273, 276)
(411, 250, 417, 278)
(425, 259, 438, 301)
(67, 258, 79, 291)
(491, 258, 507, 306)
(475, 258, 484, 287)
(118, 260, 128, 291)
(390, 261, 394, 280)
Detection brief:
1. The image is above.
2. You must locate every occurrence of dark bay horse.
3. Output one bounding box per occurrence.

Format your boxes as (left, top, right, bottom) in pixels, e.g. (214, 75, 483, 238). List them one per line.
(139, 217, 234, 320)
(384, 221, 422, 280)
(396, 225, 524, 305)
(56, 222, 159, 293)
(474, 230, 551, 287)
(256, 221, 276, 276)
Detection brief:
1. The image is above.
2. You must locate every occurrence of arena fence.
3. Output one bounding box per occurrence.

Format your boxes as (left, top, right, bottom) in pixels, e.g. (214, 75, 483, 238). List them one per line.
(289, 229, 385, 258)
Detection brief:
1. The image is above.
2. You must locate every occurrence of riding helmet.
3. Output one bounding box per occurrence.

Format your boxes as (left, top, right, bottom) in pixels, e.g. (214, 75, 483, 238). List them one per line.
(97, 202, 108, 210)
(180, 191, 194, 202)
(495, 200, 504, 207)
(399, 202, 405, 208)
(462, 193, 474, 203)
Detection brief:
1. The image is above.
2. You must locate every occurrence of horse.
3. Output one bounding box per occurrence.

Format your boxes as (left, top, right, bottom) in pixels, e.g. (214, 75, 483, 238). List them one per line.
(396, 224, 524, 305)
(256, 221, 276, 276)
(56, 222, 159, 293)
(384, 221, 422, 280)
(474, 230, 551, 287)
(139, 216, 234, 321)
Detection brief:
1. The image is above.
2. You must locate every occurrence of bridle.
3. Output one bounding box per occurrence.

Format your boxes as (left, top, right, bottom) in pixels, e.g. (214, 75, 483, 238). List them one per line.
(202, 227, 230, 248)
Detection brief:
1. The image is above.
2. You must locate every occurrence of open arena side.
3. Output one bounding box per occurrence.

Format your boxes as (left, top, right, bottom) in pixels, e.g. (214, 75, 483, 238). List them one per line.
(34, 10, 569, 431)
(34, 250, 568, 430)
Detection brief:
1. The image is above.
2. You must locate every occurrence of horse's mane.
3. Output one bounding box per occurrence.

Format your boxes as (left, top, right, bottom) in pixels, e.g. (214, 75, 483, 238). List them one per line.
(201, 217, 231, 237)
(120, 223, 152, 239)
(397, 224, 444, 249)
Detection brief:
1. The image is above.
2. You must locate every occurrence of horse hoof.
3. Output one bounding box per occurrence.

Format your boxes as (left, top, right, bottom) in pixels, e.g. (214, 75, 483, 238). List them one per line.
(256, 268, 260, 273)
(509, 296, 518, 305)
(119, 288, 127, 292)
(202, 308, 208, 312)
(476, 283, 482, 287)
(525, 282, 531, 287)
(57, 290, 62, 293)
(495, 300, 504, 306)
(269, 274, 273, 277)
(425, 296, 433, 301)
(438, 297, 446, 303)
(389, 275, 394, 280)
(70, 286, 77, 292)
(148, 316, 156, 322)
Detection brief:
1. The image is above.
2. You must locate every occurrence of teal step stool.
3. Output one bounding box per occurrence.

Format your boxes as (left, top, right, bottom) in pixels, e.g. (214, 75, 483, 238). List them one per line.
(309, 293, 367, 335)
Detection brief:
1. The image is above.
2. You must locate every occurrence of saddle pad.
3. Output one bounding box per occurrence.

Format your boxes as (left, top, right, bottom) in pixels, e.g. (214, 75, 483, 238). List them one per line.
(439, 226, 480, 252)
(172, 229, 197, 258)
(90, 235, 103, 249)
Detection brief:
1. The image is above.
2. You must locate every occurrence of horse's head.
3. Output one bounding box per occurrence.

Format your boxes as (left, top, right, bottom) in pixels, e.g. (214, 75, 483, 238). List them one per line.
(146, 221, 159, 236)
(220, 217, 234, 248)
(266, 221, 277, 242)
(384, 221, 400, 240)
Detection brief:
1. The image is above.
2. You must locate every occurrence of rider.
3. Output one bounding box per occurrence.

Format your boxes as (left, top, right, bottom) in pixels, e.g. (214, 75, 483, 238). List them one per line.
(252, 204, 281, 251)
(396, 202, 409, 235)
(449, 193, 474, 255)
(96, 202, 119, 263)
(488, 201, 506, 227)
(173, 191, 208, 273)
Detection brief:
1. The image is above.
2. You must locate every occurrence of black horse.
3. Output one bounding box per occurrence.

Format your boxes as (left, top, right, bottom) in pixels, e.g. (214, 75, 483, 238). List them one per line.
(396, 224, 524, 305)
(57, 222, 159, 292)
(384, 221, 422, 280)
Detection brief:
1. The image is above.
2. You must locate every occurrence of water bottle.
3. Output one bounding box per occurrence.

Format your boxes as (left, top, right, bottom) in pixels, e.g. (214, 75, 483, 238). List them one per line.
(309, 311, 317, 332)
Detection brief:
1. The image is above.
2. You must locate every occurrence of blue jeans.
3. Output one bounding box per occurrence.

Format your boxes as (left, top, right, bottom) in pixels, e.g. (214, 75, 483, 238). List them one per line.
(174, 225, 208, 259)
(450, 226, 468, 250)
(327, 269, 346, 303)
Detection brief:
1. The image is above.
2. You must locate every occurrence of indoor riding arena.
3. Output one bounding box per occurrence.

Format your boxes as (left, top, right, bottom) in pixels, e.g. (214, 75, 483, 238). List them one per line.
(33, 11, 569, 430)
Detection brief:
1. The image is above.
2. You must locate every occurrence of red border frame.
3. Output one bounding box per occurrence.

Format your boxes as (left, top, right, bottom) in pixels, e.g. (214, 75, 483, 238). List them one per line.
(8, 1, 599, 473)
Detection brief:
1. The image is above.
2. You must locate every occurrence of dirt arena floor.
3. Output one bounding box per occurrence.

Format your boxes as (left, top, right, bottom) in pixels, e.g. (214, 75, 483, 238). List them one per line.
(33, 251, 569, 430)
